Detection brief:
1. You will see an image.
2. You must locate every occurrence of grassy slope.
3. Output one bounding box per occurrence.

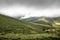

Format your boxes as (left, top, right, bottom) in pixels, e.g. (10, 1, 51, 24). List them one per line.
(0, 14, 59, 40)
(23, 17, 54, 29)
(0, 14, 38, 34)
(24, 17, 60, 27)
(23, 17, 60, 34)
(0, 14, 54, 34)
(23, 17, 53, 26)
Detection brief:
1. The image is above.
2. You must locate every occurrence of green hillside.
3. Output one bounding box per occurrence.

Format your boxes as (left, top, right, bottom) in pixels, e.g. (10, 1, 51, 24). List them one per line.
(23, 17, 39, 22)
(0, 14, 53, 34)
(24, 17, 60, 27)
(0, 14, 39, 34)
(23, 17, 53, 26)
(23, 17, 60, 34)
(0, 14, 60, 40)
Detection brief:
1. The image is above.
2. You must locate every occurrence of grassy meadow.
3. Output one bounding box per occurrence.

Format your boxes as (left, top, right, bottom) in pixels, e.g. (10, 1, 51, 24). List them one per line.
(0, 14, 60, 40)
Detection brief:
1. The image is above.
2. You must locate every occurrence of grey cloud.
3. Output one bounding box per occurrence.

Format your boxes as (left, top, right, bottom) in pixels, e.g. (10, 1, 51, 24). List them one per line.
(0, 0, 60, 9)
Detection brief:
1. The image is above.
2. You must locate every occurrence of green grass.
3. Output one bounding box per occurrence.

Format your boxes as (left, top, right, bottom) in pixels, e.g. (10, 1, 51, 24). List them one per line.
(0, 33, 57, 40)
(0, 14, 38, 34)
(0, 14, 55, 34)
(0, 14, 60, 40)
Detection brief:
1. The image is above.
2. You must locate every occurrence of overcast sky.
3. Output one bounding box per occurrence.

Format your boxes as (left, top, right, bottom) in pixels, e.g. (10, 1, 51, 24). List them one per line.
(0, 0, 60, 18)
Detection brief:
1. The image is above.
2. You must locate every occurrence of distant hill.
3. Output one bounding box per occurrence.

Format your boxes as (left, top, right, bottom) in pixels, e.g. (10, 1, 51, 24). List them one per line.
(0, 14, 55, 34)
(23, 17, 40, 22)
(23, 17, 52, 25)
(23, 16, 60, 27)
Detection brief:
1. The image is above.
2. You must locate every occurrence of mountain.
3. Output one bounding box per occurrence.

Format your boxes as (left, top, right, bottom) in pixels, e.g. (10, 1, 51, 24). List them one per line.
(23, 17, 53, 25)
(52, 17, 60, 27)
(0, 14, 55, 34)
(0, 14, 39, 34)
(23, 16, 60, 27)
(23, 17, 40, 22)
(1, 14, 60, 40)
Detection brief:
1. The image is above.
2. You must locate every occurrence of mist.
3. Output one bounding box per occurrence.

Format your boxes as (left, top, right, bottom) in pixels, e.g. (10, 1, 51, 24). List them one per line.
(0, 0, 60, 18)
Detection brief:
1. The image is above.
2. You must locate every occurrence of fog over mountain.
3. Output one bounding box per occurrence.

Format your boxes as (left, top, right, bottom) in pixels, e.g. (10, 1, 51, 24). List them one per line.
(0, 0, 60, 18)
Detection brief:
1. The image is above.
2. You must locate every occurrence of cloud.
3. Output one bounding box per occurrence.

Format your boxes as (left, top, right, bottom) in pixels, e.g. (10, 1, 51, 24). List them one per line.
(0, 0, 60, 8)
(0, 0, 60, 18)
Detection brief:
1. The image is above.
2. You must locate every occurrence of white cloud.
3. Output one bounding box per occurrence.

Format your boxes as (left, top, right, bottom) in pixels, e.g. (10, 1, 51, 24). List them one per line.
(0, 6, 60, 18)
